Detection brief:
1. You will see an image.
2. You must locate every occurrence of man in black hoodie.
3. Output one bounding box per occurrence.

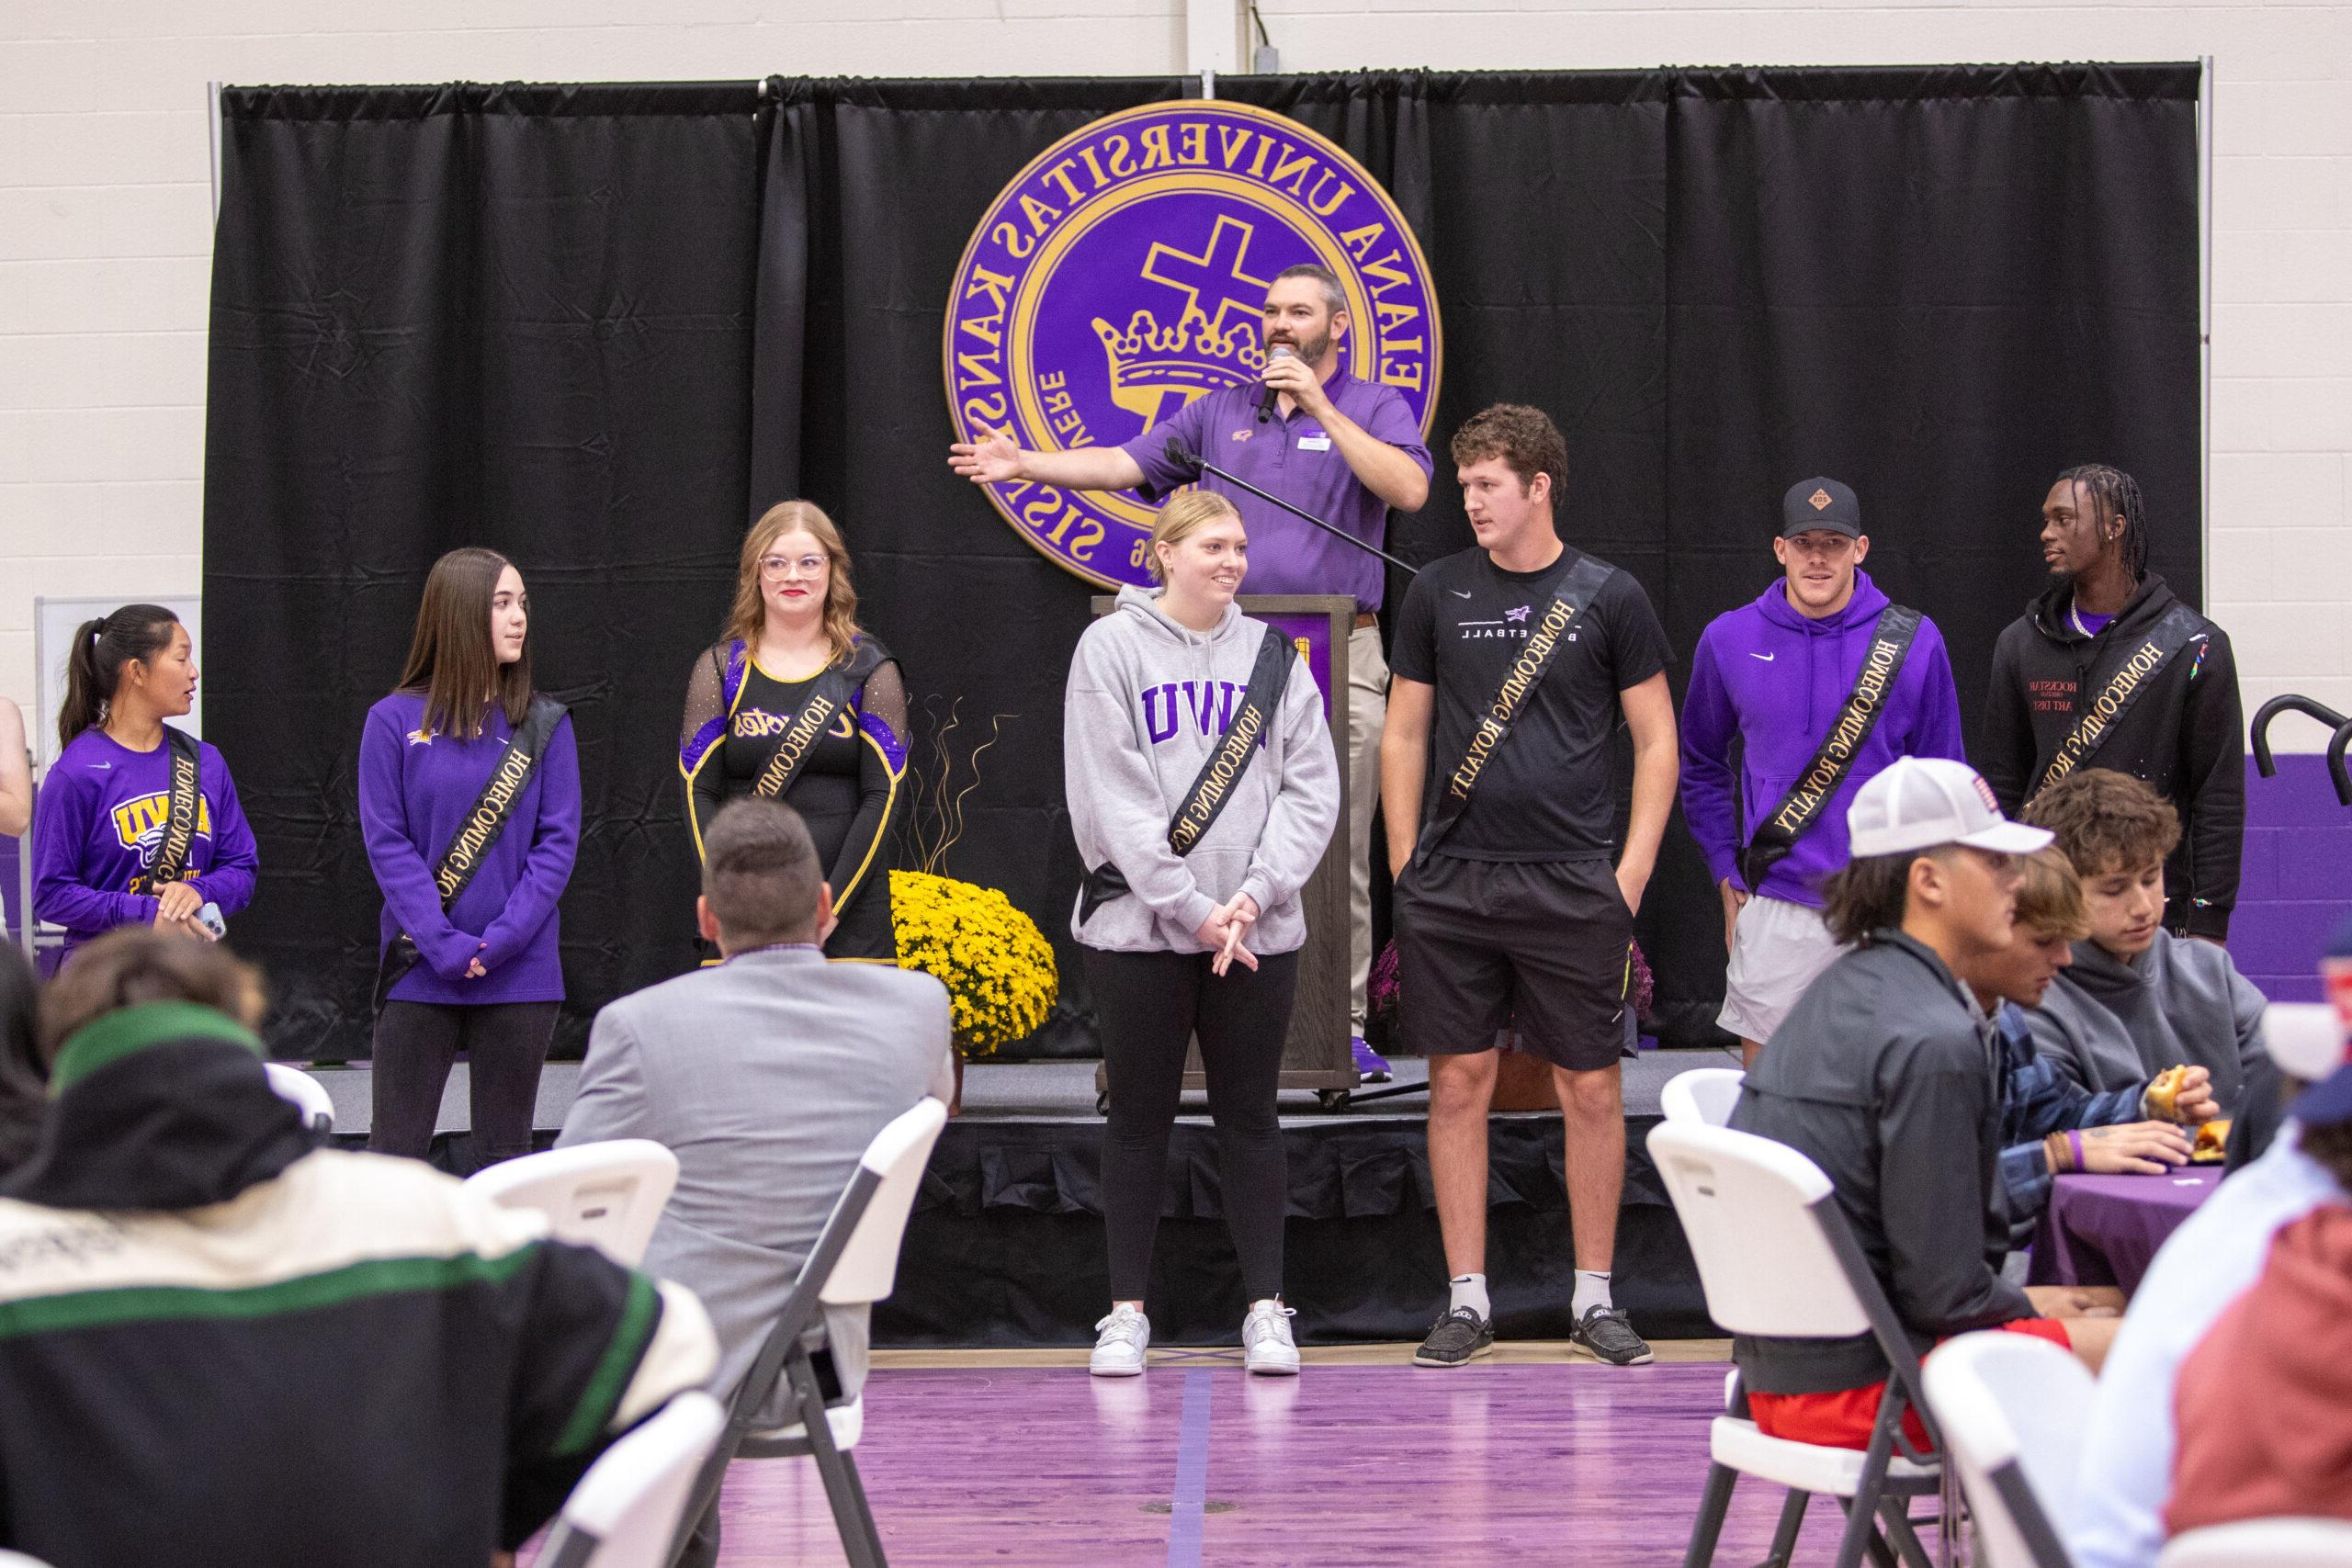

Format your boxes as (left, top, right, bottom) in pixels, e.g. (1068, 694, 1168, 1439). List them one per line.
(1982, 464, 2243, 941)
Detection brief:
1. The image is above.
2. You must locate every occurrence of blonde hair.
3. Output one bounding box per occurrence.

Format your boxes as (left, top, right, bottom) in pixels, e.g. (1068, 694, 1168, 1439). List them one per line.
(2013, 846, 2091, 942)
(728, 501, 863, 669)
(1146, 491, 1243, 583)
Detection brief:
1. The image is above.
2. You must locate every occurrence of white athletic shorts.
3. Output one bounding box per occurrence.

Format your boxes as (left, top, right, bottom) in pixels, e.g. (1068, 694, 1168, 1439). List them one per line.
(1717, 894, 1845, 1046)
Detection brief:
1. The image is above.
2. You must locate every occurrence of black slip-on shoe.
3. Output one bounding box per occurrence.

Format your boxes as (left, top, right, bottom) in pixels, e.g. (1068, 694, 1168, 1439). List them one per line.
(1413, 1305, 1495, 1367)
(1570, 1304, 1653, 1366)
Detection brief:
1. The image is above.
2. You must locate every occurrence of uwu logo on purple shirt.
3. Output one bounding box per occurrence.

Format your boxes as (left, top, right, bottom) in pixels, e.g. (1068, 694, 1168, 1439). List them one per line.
(945, 100, 1441, 590)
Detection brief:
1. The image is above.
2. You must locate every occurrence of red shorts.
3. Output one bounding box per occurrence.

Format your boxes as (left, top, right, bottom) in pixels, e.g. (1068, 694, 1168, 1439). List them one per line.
(1747, 1318, 2072, 1452)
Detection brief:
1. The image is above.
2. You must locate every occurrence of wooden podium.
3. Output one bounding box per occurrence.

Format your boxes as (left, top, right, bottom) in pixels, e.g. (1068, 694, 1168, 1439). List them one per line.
(1090, 593, 1361, 1112)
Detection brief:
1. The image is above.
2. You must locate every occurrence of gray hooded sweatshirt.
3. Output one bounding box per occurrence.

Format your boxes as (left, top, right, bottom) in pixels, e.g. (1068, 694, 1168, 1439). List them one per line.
(2024, 928, 2267, 1108)
(1064, 587, 1340, 954)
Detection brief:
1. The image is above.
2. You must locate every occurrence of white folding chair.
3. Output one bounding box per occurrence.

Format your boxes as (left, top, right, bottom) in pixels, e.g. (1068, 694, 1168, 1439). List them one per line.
(669, 1097, 950, 1568)
(1661, 1066, 1745, 1127)
(2263, 1002, 2344, 1080)
(2159, 1519, 2352, 1567)
(465, 1140, 680, 1267)
(537, 1392, 725, 1568)
(1648, 1119, 1941, 1568)
(1922, 1330, 2089, 1568)
(264, 1062, 335, 1134)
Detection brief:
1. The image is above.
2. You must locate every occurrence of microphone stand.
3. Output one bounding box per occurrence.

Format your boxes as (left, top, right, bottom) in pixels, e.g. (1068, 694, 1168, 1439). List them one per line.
(1163, 439, 1420, 578)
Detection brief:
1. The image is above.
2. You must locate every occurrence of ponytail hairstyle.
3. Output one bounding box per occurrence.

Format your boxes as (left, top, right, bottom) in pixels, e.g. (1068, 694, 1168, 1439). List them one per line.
(1146, 490, 1243, 583)
(396, 547, 533, 741)
(58, 604, 182, 751)
(2055, 463, 2151, 584)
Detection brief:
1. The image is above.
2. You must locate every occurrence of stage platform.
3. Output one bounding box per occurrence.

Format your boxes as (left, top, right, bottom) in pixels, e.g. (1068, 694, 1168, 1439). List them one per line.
(312, 1049, 1725, 1348)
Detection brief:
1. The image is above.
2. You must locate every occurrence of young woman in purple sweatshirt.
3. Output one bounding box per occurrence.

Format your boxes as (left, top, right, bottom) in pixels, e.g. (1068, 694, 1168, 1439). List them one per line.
(359, 549, 579, 1167)
(33, 605, 258, 968)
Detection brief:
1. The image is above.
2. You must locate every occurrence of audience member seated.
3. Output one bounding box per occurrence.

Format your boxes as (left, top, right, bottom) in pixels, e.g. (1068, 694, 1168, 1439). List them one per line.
(558, 797, 954, 1568)
(2070, 1038, 2352, 1568)
(0, 942, 40, 1176)
(1972, 848, 2217, 1243)
(2166, 1201, 2352, 1534)
(2019, 769, 2266, 1105)
(0, 929, 718, 1568)
(1729, 757, 2118, 1452)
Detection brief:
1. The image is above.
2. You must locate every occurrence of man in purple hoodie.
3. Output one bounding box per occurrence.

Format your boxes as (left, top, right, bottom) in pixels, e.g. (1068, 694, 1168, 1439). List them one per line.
(1679, 478, 1965, 1063)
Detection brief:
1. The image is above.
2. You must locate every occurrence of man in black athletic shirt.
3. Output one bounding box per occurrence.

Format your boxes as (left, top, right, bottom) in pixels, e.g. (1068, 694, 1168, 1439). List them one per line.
(1383, 404, 1679, 1369)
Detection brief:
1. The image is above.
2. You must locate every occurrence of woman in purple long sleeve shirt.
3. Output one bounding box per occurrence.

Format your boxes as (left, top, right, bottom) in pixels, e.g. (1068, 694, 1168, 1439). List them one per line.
(359, 549, 579, 1168)
(32, 605, 258, 969)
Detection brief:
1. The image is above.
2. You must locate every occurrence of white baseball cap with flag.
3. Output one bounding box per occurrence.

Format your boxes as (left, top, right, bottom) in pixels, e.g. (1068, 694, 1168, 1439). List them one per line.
(1846, 756, 2054, 859)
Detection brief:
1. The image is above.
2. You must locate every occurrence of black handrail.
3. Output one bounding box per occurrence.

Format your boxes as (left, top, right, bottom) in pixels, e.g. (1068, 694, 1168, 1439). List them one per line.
(2250, 694, 2352, 805)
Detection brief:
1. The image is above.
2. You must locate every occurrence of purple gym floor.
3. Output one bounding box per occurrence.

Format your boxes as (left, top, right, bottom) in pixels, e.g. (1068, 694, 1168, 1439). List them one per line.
(696, 1352, 1868, 1565)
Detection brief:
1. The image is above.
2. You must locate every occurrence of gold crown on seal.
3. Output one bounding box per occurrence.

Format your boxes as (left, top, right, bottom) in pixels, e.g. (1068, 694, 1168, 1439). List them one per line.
(1091, 308, 1263, 429)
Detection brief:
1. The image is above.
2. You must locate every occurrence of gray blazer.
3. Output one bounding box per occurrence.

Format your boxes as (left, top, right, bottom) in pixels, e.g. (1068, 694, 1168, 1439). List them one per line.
(557, 947, 954, 1419)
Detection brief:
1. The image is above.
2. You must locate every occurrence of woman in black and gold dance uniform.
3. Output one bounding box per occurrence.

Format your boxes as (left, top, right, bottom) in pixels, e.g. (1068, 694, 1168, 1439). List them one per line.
(680, 501, 908, 961)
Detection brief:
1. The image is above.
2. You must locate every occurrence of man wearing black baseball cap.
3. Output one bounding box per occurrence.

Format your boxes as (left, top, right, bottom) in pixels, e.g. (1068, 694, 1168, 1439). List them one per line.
(1681, 477, 1965, 1064)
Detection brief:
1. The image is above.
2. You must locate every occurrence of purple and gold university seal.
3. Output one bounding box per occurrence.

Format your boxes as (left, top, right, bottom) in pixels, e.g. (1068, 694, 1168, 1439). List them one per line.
(944, 99, 1442, 588)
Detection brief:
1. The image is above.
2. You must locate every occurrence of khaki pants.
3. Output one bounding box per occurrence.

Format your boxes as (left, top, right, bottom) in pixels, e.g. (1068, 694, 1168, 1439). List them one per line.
(1348, 623, 1387, 1034)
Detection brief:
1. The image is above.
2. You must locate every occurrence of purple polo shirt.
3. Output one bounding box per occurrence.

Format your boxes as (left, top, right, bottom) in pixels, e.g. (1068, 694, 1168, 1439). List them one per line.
(1121, 364, 1430, 612)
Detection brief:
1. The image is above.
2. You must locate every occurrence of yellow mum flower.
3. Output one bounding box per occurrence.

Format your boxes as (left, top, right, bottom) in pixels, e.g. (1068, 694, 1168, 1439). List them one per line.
(890, 870, 1058, 1057)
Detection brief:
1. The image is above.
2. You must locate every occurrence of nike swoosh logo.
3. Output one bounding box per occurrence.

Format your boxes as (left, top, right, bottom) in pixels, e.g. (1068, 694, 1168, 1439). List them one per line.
(1450, 589, 1473, 598)
(88, 761, 112, 770)
(1748, 652, 1775, 662)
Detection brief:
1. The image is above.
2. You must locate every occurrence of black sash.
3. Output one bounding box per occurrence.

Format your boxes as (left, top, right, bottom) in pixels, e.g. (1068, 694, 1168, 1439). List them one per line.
(1413, 554, 1615, 867)
(749, 640, 885, 803)
(1739, 604, 1924, 891)
(1080, 625, 1294, 926)
(373, 695, 567, 1012)
(149, 727, 204, 888)
(2035, 604, 2204, 795)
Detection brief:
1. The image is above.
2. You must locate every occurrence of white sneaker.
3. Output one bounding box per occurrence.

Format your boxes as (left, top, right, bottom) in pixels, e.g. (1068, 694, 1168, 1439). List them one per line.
(1243, 1300, 1300, 1376)
(1090, 1304, 1150, 1376)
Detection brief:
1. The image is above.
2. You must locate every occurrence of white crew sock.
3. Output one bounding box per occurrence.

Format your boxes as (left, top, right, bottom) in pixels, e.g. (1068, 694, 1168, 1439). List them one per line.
(1573, 1269, 1613, 1319)
(1449, 1273, 1490, 1320)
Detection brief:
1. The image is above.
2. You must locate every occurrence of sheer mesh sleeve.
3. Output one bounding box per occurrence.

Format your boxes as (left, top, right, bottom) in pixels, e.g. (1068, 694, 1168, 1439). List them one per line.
(859, 659, 910, 751)
(681, 644, 734, 862)
(679, 643, 729, 759)
(831, 660, 910, 916)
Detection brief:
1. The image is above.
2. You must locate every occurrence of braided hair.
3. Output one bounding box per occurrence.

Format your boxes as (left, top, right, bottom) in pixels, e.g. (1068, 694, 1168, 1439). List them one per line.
(2055, 463, 2149, 584)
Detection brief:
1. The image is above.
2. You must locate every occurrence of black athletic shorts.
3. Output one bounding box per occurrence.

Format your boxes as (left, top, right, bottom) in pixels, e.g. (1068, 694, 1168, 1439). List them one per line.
(1394, 852, 1635, 1072)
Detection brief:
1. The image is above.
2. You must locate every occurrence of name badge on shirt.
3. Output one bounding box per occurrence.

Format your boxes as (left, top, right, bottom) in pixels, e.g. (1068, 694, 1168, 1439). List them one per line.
(1298, 435, 1333, 452)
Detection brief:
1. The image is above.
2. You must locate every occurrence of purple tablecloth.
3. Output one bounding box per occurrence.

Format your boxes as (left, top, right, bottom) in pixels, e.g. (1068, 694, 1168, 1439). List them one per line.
(2029, 1170, 2221, 1295)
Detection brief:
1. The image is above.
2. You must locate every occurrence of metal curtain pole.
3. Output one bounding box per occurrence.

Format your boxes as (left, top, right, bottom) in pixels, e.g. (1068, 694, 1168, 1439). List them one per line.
(15, 808, 29, 961)
(1184, 0, 1237, 90)
(208, 80, 224, 227)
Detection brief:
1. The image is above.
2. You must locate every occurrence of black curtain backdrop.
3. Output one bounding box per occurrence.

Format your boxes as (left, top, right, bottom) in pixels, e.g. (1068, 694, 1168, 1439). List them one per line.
(204, 67, 2199, 1061)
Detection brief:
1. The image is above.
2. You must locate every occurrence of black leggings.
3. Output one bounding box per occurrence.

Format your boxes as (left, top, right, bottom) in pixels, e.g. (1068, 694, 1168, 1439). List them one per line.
(368, 1000, 558, 1168)
(1087, 946, 1300, 1305)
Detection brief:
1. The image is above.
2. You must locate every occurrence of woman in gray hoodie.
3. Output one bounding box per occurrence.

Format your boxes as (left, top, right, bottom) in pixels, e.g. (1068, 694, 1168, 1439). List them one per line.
(1065, 491, 1340, 1379)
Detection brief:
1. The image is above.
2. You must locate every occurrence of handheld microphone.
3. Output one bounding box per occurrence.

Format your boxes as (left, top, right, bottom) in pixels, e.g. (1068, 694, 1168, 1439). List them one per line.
(1256, 344, 1294, 423)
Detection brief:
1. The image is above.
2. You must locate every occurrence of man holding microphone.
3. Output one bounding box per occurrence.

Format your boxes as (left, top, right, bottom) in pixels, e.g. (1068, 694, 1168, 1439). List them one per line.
(951, 264, 1431, 1080)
